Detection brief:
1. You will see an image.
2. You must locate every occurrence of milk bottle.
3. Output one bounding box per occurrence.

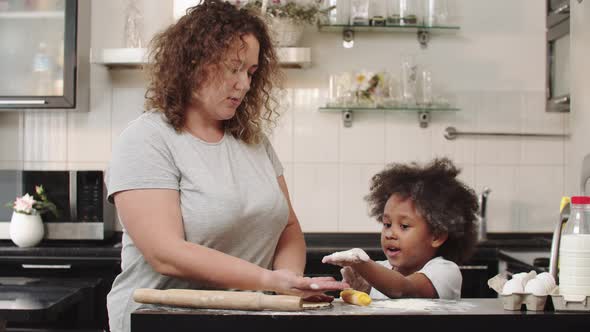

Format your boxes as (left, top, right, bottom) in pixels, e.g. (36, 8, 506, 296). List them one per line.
(559, 196, 590, 296)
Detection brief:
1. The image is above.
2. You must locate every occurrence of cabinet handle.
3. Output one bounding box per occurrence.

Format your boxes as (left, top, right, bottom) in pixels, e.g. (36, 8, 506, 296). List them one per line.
(0, 100, 47, 105)
(459, 265, 488, 270)
(22, 264, 72, 269)
(549, 95, 570, 105)
(551, 1, 570, 14)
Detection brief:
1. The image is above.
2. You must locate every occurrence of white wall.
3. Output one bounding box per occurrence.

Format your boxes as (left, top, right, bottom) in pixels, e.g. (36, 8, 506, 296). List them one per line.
(567, 0, 590, 194)
(0, 0, 571, 233)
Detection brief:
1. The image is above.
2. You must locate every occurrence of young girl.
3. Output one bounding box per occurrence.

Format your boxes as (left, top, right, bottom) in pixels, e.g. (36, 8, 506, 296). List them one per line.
(322, 158, 479, 300)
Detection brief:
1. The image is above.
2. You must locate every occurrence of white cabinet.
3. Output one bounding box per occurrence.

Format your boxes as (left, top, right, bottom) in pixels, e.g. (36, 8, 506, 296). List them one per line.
(91, 47, 312, 69)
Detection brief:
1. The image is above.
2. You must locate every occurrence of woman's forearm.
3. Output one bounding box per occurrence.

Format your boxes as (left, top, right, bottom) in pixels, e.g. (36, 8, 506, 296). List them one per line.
(153, 239, 276, 291)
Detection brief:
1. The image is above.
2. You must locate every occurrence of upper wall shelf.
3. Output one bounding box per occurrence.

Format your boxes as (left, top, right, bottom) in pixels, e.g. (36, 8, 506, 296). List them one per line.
(91, 47, 312, 69)
(319, 106, 459, 128)
(0, 11, 64, 19)
(318, 24, 460, 48)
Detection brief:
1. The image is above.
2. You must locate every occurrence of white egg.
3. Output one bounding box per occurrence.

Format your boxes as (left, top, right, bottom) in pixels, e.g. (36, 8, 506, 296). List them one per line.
(537, 272, 555, 291)
(510, 271, 536, 288)
(512, 272, 528, 280)
(524, 278, 548, 295)
(502, 278, 524, 294)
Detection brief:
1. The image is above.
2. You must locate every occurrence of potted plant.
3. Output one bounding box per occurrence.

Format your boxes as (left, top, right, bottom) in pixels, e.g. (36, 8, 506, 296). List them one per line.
(6, 185, 58, 247)
(244, 0, 334, 47)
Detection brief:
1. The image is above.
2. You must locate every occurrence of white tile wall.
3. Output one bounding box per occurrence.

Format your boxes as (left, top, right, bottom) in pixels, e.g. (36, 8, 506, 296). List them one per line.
(568, 0, 590, 194)
(1, 0, 574, 233)
(517, 166, 565, 231)
(268, 89, 294, 163)
(338, 164, 385, 232)
(385, 112, 433, 164)
(0, 113, 23, 169)
(475, 165, 519, 232)
(293, 163, 339, 232)
(293, 89, 339, 163)
(23, 112, 67, 163)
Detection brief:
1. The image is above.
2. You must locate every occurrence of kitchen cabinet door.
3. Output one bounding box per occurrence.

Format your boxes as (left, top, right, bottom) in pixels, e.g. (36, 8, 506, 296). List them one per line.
(0, 0, 89, 110)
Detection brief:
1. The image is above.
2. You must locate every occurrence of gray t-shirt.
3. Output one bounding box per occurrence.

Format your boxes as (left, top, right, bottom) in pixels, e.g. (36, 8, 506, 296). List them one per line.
(105, 111, 289, 332)
(369, 256, 462, 300)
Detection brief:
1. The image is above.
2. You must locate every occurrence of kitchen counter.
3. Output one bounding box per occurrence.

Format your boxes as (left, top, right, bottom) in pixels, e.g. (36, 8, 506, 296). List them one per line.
(0, 237, 123, 331)
(304, 232, 552, 252)
(0, 232, 550, 262)
(131, 298, 589, 332)
(0, 237, 121, 264)
(0, 277, 100, 323)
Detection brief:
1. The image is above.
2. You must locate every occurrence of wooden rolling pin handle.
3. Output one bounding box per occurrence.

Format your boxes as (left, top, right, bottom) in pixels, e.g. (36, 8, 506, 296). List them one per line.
(133, 289, 303, 311)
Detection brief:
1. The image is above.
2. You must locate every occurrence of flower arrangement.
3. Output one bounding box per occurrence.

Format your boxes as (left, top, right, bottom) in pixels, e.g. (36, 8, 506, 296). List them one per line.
(353, 71, 385, 103)
(245, 0, 334, 25)
(6, 185, 59, 218)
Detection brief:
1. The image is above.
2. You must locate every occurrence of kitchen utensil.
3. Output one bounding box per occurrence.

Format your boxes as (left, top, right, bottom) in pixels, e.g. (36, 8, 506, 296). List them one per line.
(549, 196, 571, 281)
(133, 289, 305, 311)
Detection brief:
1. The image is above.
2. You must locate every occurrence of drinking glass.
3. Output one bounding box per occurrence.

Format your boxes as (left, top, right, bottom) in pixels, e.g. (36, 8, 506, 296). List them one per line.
(423, 0, 448, 26)
(418, 69, 433, 106)
(350, 0, 370, 25)
(329, 72, 353, 107)
(400, 55, 417, 106)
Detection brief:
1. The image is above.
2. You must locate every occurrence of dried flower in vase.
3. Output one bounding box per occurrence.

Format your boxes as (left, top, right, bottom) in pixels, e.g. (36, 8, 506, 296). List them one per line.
(6, 185, 59, 218)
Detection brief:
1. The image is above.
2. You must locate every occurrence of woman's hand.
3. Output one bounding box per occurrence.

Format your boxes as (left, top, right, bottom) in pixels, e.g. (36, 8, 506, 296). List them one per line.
(264, 270, 349, 299)
(340, 266, 371, 294)
(321, 248, 371, 267)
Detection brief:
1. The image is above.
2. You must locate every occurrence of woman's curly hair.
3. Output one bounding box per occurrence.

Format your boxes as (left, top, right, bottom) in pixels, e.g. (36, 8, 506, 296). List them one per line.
(365, 158, 479, 264)
(145, 0, 280, 144)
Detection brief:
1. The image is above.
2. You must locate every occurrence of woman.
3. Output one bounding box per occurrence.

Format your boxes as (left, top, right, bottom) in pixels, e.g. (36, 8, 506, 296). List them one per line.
(105, 1, 347, 331)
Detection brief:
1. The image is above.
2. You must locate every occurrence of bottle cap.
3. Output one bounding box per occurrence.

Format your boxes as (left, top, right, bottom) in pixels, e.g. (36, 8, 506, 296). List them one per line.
(571, 196, 590, 204)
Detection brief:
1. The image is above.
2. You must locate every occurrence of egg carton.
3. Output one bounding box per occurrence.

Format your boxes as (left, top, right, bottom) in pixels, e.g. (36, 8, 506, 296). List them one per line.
(487, 274, 551, 311)
(499, 292, 548, 311)
(550, 287, 590, 312)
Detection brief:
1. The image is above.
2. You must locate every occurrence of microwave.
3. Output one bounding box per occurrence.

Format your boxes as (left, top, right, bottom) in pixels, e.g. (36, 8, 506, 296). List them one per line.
(0, 170, 115, 240)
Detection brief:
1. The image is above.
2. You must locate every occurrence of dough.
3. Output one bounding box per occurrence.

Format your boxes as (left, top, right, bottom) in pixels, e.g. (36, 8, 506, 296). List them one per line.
(302, 301, 333, 310)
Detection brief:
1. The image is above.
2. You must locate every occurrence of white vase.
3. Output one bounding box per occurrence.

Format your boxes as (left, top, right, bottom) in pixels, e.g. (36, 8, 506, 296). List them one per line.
(9, 212, 45, 248)
(269, 18, 304, 47)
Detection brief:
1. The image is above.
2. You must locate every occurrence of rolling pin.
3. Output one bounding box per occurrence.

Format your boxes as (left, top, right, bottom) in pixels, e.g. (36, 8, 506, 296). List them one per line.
(340, 289, 371, 306)
(133, 288, 303, 311)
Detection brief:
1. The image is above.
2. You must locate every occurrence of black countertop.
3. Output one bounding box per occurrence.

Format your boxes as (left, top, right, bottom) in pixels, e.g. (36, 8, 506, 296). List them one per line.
(303, 232, 553, 252)
(0, 234, 121, 264)
(0, 232, 550, 257)
(0, 232, 551, 273)
(131, 298, 588, 332)
(0, 277, 101, 322)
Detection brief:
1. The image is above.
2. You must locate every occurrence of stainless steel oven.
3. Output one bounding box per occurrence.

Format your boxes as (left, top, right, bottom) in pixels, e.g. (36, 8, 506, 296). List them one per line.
(0, 170, 114, 240)
(546, 0, 571, 112)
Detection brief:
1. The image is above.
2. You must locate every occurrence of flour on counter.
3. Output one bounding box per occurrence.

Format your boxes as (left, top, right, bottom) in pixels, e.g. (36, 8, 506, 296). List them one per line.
(371, 299, 476, 312)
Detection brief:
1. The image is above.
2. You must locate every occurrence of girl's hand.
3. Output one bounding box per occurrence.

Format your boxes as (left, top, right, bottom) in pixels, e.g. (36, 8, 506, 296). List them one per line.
(340, 266, 371, 294)
(321, 248, 371, 266)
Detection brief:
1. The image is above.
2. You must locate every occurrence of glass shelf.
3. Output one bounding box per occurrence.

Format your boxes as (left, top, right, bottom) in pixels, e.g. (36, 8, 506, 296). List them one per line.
(319, 106, 459, 112)
(318, 24, 460, 32)
(319, 106, 459, 128)
(318, 23, 460, 48)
